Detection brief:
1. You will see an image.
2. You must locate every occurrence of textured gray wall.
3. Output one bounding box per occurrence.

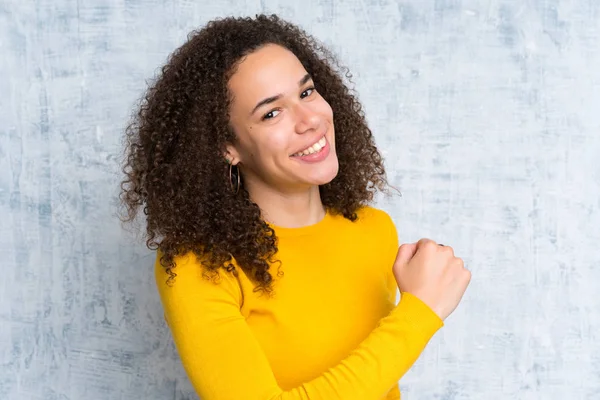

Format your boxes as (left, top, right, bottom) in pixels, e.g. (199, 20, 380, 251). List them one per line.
(1, 0, 599, 399)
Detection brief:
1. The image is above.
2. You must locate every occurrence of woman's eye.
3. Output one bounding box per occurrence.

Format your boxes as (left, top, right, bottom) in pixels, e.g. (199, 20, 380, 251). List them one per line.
(262, 109, 281, 120)
(301, 87, 315, 99)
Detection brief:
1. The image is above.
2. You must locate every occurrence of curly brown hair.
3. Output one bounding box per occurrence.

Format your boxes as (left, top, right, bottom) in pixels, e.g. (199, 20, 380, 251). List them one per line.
(119, 14, 389, 293)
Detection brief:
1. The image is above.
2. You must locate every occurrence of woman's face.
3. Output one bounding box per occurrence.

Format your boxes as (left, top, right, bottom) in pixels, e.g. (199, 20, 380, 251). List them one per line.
(226, 44, 339, 194)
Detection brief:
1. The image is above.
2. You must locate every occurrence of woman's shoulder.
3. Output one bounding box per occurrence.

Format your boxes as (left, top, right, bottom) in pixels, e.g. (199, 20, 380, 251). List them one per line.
(353, 206, 398, 248)
(355, 205, 395, 228)
(154, 250, 243, 298)
(154, 250, 198, 282)
(153, 250, 246, 329)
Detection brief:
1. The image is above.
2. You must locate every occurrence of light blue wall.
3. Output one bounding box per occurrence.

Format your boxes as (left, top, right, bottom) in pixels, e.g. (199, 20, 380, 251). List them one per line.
(1, 1, 599, 399)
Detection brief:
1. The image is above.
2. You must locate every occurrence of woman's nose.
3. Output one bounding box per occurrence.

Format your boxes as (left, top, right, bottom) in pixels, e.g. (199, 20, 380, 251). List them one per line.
(294, 104, 321, 134)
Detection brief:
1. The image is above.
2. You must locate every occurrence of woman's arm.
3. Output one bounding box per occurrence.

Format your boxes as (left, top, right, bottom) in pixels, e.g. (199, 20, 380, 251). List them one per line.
(156, 253, 443, 400)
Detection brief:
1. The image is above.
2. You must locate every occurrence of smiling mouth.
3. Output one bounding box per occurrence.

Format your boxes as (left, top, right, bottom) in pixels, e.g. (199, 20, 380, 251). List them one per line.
(290, 136, 326, 157)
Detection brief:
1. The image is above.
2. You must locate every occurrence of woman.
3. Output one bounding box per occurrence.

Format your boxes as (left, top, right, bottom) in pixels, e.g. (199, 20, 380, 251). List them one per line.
(120, 14, 470, 400)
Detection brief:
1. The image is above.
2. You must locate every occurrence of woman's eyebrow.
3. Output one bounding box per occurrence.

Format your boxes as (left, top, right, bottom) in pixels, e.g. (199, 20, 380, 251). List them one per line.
(250, 73, 313, 116)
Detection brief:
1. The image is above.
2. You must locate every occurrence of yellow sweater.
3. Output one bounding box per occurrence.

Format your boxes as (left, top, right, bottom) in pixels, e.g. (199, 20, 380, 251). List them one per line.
(155, 206, 443, 399)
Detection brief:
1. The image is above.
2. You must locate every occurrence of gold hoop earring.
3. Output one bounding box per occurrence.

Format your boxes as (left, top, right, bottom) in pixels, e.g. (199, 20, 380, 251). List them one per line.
(229, 163, 241, 194)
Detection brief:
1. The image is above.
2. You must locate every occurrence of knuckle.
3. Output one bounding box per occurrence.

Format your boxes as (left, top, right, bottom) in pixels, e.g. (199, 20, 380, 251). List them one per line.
(422, 240, 437, 251)
(398, 243, 411, 250)
(417, 238, 433, 247)
(461, 267, 471, 281)
(441, 245, 455, 256)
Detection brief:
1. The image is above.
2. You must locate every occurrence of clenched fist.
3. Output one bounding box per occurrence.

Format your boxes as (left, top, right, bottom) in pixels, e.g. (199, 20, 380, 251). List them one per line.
(392, 239, 471, 321)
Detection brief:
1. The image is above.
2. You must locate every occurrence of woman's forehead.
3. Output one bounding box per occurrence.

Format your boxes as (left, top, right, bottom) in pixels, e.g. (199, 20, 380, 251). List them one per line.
(228, 45, 308, 106)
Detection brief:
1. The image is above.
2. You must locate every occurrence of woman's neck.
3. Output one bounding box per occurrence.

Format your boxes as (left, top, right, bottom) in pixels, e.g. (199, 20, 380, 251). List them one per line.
(246, 182, 326, 228)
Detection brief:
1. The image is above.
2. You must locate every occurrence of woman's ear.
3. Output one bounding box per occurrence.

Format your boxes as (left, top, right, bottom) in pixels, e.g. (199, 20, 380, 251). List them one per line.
(223, 143, 240, 165)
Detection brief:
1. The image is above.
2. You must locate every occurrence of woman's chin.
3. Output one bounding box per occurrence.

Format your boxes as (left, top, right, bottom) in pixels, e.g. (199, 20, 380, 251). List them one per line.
(308, 162, 340, 186)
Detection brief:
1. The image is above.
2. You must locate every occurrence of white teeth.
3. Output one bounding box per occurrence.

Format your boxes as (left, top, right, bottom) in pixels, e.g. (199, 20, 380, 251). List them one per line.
(293, 136, 327, 157)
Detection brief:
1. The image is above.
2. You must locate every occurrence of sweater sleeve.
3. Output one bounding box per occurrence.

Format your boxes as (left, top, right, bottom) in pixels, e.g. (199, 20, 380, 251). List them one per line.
(155, 253, 444, 400)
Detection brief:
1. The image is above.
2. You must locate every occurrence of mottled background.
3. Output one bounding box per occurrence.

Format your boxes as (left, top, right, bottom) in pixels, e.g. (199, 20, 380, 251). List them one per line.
(1, 0, 599, 399)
